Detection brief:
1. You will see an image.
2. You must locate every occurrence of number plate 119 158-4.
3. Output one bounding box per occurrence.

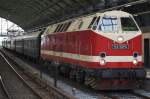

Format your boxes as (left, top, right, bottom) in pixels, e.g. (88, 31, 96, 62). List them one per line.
(112, 44, 129, 49)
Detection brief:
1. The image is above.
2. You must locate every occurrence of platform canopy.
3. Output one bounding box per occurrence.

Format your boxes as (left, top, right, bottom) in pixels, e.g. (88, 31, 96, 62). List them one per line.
(0, 0, 149, 31)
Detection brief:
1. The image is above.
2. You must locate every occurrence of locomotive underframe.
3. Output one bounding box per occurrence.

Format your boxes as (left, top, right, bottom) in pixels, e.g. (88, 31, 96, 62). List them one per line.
(51, 61, 146, 90)
(84, 67, 146, 90)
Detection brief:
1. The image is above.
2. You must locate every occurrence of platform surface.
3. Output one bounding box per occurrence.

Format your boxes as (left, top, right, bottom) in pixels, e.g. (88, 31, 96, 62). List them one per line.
(146, 68, 150, 78)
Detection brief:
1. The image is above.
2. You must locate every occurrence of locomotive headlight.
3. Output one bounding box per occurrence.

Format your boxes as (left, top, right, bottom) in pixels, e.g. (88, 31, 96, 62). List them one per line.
(133, 59, 138, 65)
(100, 59, 106, 65)
(117, 36, 124, 42)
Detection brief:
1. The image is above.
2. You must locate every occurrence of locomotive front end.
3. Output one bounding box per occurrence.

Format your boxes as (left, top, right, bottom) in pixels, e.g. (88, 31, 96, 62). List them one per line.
(87, 11, 146, 90)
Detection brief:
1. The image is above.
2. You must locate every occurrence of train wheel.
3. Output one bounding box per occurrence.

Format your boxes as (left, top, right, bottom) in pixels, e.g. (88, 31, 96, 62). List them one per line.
(138, 80, 144, 88)
(70, 69, 77, 80)
(39, 58, 45, 65)
(43, 61, 50, 69)
(58, 65, 71, 77)
(76, 70, 85, 83)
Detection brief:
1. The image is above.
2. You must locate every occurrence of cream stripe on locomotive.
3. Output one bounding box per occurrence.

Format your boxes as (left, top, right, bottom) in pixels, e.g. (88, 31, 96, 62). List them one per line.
(41, 50, 142, 62)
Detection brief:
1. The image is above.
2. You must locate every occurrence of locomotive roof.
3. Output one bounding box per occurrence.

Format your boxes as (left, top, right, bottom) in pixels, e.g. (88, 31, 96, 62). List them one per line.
(23, 31, 41, 39)
(52, 10, 131, 25)
(102, 10, 131, 17)
(42, 10, 132, 36)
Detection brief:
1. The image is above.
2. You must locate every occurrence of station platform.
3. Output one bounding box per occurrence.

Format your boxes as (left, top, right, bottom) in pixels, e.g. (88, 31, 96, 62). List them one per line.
(146, 69, 150, 79)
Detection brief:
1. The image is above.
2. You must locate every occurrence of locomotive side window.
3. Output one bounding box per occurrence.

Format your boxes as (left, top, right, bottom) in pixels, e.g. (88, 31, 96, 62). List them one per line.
(54, 24, 61, 32)
(99, 16, 118, 32)
(61, 23, 67, 32)
(61, 22, 72, 32)
(78, 21, 83, 29)
(88, 17, 97, 28)
(92, 16, 100, 30)
(121, 17, 139, 31)
(59, 24, 65, 32)
(64, 22, 72, 31)
(57, 24, 63, 32)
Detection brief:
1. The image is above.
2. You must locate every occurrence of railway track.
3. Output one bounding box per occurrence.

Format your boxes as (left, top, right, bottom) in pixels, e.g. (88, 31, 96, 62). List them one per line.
(2, 49, 150, 99)
(0, 75, 11, 99)
(0, 50, 77, 99)
(0, 52, 42, 99)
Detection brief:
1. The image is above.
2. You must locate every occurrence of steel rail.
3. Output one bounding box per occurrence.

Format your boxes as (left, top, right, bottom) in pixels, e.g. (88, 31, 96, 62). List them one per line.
(0, 75, 11, 99)
(0, 52, 43, 99)
(0, 50, 77, 99)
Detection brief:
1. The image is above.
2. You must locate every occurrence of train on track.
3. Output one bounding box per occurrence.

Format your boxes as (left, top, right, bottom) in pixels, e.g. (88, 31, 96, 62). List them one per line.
(2, 10, 146, 90)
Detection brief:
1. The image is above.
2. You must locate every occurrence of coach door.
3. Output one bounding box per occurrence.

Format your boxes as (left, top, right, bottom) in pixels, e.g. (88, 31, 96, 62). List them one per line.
(144, 39, 150, 68)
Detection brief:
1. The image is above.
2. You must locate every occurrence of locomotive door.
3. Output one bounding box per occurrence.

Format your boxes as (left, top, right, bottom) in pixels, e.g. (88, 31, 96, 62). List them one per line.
(144, 39, 150, 68)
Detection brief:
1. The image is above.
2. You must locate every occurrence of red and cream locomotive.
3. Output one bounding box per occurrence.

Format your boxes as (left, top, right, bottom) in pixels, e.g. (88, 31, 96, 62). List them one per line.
(3, 11, 146, 90)
(40, 11, 145, 90)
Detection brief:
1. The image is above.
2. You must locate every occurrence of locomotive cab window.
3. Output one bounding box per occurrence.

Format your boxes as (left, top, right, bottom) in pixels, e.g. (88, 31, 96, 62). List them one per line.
(99, 16, 118, 33)
(121, 17, 139, 31)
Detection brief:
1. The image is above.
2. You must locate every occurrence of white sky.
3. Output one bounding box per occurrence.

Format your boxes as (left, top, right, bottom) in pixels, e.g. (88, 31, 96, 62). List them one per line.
(0, 17, 24, 46)
(0, 17, 23, 35)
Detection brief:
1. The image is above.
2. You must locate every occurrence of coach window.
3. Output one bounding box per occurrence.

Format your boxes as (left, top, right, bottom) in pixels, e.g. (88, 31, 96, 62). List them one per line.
(99, 16, 118, 33)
